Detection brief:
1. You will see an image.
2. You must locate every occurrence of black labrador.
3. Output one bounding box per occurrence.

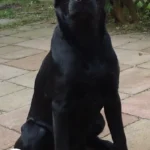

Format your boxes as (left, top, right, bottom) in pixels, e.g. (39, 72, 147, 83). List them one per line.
(14, 0, 128, 150)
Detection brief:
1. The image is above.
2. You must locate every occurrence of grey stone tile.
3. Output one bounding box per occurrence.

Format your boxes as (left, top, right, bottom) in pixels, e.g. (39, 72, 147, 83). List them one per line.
(0, 81, 24, 97)
(0, 65, 28, 80)
(104, 119, 150, 150)
(0, 88, 33, 112)
(8, 71, 38, 88)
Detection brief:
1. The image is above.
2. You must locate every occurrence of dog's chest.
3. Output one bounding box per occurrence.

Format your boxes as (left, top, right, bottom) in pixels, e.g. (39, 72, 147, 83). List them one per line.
(78, 60, 113, 88)
(68, 60, 115, 107)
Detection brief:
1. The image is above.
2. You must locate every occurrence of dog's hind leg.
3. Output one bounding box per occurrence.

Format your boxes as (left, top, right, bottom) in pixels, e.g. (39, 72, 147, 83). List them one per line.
(87, 113, 105, 137)
(87, 137, 113, 150)
(87, 113, 113, 150)
(14, 136, 23, 149)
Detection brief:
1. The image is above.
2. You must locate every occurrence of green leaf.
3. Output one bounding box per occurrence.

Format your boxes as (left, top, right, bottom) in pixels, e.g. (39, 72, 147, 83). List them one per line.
(136, 1, 144, 8)
(104, 1, 113, 13)
(147, 3, 150, 10)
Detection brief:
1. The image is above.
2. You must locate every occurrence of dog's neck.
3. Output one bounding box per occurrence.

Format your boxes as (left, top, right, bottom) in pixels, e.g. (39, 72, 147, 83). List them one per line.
(56, 8, 105, 50)
(68, 18, 105, 50)
(69, 19, 99, 48)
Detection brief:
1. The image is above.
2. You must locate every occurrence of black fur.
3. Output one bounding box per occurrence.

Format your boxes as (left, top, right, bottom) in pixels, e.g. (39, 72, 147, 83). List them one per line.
(14, 0, 128, 150)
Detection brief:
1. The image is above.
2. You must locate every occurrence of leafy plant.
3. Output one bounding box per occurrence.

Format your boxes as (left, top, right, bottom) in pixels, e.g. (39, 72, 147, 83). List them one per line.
(135, 0, 150, 28)
(105, 0, 113, 13)
(136, 0, 150, 13)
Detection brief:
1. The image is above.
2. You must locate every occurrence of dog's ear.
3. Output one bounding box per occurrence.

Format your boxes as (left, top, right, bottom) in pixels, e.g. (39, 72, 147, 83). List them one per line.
(14, 136, 24, 149)
(54, 0, 69, 15)
(54, 0, 61, 7)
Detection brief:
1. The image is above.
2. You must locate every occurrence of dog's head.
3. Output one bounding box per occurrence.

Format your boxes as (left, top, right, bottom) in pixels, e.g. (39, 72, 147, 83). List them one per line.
(54, 0, 105, 26)
(14, 120, 53, 150)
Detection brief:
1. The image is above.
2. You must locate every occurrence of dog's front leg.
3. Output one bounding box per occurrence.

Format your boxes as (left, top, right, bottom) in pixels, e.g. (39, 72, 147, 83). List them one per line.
(52, 88, 87, 150)
(52, 95, 69, 150)
(104, 92, 128, 150)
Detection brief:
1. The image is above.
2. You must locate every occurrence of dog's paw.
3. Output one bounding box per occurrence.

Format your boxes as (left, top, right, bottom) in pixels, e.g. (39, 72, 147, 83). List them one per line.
(103, 140, 113, 150)
(10, 148, 21, 150)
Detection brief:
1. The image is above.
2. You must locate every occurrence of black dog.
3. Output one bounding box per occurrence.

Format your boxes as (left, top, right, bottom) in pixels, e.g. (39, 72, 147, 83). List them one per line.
(14, 0, 128, 150)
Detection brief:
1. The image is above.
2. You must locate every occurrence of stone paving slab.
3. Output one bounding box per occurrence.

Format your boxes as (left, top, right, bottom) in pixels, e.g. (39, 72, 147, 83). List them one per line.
(0, 24, 150, 150)
(16, 25, 35, 32)
(120, 64, 132, 72)
(115, 49, 150, 66)
(122, 90, 150, 119)
(0, 44, 7, 48)
(99, 110, 138, 138)
(142, 47, 150, 53)
(119, 67, 150, 94)
(5, 52, 48, 71)
(26, 22, 56, 30)
(0, 45, 28, 55)
(15, 37, 51, 51)
(104, 119, 150, 150)
(0, 36, 27, 44)
(119, 92, 129, 100)
(120, 33, 148, 39)
(138, 60, 150, 69)
(0, 29, 19, 36)
(0, 58, 9, 63)
(0, 88, 33, 112)
(111, 35, 139, 47)
(0, 48, 43, 60)
(0, 65, 28, 80)
(0, 105, 29, 133)
(0, 81, 25, 97)
(0, 126, 19, 150)
(117, 39, 150, 51)
(12, 28, 54, 39)
(8, 71, 38, 88)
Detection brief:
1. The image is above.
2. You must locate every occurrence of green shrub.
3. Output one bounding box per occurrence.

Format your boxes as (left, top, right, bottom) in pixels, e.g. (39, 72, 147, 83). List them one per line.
(134, 0, 150, 22)
(104, 0, 150, 19)
(136, 0, 150, 16)
(105, 0, 113, 13)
